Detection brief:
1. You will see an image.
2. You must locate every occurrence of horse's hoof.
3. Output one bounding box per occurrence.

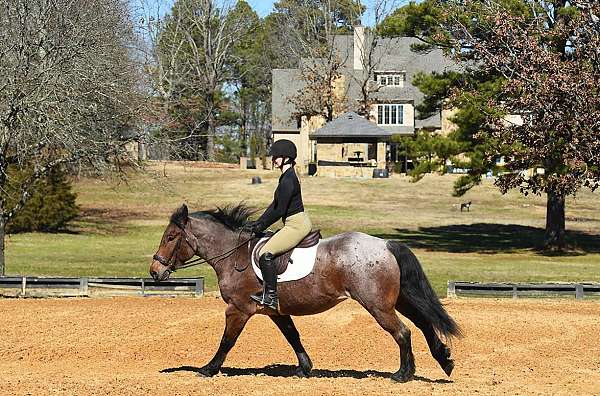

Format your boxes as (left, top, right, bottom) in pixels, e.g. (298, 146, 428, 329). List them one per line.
(392, 365, 415, 382)
(298, 353, 313, 376)
(196, 366, 217, 378)
(295, 366, 310, 378)
(392, 373, 414, 383)
(442, 359, 455, 376)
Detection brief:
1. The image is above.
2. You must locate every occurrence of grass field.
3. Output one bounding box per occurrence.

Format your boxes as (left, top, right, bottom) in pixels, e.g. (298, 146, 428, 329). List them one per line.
(5, 162, 600, 295)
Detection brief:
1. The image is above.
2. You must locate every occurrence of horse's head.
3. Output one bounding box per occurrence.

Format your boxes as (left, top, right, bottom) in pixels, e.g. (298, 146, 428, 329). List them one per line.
(150, 204, 198, 281)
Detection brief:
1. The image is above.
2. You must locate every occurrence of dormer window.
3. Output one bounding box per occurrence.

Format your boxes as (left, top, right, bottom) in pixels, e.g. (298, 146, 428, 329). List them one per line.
(375, 72, 405, 87)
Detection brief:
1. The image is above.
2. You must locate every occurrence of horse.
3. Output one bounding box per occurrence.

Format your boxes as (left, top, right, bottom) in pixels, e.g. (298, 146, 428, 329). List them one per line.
(149, 204, 461, 382)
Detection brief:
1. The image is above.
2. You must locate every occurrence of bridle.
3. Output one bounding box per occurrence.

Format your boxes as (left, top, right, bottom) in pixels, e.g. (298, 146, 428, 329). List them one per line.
(152, 221, 255, 272)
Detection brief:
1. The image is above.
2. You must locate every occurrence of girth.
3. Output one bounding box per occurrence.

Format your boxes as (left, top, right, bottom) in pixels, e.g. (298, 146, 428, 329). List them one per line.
(251, 229, 322, 275)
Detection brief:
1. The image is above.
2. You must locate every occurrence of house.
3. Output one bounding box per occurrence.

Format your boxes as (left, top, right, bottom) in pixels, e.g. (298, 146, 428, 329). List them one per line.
(271, 26, 457, 177)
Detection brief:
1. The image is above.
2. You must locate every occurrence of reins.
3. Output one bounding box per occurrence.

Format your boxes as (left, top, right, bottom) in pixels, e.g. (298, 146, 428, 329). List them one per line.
(175, 233, 255, 271)
(157, 222, 256, 272)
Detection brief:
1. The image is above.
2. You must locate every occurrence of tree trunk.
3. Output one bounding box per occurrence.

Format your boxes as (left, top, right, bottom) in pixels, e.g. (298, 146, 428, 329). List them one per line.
(544, 190, 566, 250)
(206, 111, 215, 161)
(0, 215, 5, 276)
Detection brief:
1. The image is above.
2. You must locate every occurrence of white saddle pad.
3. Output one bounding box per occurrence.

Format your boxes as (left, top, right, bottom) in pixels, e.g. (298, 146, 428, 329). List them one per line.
(251, 237, 320, 283)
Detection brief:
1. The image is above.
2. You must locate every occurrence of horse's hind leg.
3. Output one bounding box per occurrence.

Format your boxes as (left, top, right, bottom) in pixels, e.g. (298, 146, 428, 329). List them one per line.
(197, 304, 251, 377)
(396, 299, 454, 376)
(270, 315, 313, 377)
(361, 304, 416, 382)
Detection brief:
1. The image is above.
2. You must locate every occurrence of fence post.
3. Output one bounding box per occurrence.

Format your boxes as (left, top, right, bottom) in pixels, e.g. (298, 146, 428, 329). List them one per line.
(575, 284, 584, 300)
(447, 281, 456, 298)
(21, 277, 26, 297)
(141, 278, 145, 297)
(512, 285, 518, 299)
(79, 278, 88, 297)
(195, 279, 203, 297)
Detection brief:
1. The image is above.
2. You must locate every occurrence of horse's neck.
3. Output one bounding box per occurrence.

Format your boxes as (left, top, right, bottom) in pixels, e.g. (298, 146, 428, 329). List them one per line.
(189, 218, 246, 274)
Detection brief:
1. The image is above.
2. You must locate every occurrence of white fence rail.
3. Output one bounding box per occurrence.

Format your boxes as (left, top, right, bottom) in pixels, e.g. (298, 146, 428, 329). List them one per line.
(447, 281, 600, 299)
(0, 277, 204, 298)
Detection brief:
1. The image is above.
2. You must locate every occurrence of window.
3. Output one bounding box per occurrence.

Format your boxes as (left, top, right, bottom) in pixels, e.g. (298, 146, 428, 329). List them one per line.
(377, 104, 404, 125)
(376, 73, 405, 87)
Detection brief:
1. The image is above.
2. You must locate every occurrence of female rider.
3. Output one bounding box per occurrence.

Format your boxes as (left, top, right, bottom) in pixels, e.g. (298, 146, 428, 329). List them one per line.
(243, 139, 312, 311)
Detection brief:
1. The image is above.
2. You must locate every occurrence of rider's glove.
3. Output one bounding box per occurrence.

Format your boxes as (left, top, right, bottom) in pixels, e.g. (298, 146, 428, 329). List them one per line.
(242, 221, 263, 235)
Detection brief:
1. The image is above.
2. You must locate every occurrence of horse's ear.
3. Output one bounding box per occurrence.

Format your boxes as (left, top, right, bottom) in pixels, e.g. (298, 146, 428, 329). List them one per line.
(180, 204, 189, 224)
(171, 204, 189, 226)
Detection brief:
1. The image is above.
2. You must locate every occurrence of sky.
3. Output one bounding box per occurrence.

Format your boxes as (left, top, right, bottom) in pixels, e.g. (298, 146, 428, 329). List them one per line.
(132, 0, 407, 27)
(245, 0, 394, 25)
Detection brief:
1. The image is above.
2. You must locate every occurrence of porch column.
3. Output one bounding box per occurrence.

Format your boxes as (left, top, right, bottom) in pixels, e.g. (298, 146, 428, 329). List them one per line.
(376, 142, 386, 169)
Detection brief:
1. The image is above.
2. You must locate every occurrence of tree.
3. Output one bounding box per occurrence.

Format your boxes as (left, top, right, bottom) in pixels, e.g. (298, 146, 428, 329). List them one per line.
(381, 0, 600, 250)
(353, 0, 400, 118)
(0, 0, 140, 275)
(395, 130, 465, 181)
(277, 1, 365, 122)
(144, 0, 251, 161)
(6, 167, 79, 234)
(229, 2, 272, 158)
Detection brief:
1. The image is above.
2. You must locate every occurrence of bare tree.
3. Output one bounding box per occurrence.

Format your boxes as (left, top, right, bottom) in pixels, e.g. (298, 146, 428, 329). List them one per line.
(352, 0, 399, 118)
(139, 0, 252, 161)
(0, 0, 140, 275)
(283, 1, 364, 121)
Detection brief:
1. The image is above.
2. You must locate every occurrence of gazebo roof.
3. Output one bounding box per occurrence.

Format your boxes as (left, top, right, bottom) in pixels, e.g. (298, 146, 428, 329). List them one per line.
(311, 112, 393, 139)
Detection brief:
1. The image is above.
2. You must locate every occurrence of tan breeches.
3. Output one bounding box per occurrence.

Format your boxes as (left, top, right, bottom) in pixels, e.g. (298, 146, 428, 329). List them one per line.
(259, 212, 312, 256)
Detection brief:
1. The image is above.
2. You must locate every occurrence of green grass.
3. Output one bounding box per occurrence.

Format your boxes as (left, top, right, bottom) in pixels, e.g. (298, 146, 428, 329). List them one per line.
(5, 163, 600, 295)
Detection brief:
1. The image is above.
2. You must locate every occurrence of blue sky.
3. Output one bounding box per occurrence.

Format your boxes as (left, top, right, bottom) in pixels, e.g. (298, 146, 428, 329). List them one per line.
(133, 1, 403, 26)
(246, 0, 390, 25)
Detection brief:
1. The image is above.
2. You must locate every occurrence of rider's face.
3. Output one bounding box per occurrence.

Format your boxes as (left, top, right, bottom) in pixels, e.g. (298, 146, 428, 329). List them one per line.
(273, 157, 284, 168)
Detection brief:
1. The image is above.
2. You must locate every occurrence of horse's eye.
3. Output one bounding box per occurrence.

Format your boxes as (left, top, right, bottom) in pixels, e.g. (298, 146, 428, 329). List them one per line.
(167, 235, 176, 242)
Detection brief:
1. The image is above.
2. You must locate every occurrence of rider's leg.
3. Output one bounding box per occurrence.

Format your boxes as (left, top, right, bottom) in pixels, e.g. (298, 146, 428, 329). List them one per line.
(251, 252, 278, 310)
(252, 212, 312, 311)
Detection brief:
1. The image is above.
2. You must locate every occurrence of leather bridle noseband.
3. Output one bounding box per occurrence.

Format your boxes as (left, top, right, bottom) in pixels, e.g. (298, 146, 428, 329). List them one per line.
(152, 221, 255, 272)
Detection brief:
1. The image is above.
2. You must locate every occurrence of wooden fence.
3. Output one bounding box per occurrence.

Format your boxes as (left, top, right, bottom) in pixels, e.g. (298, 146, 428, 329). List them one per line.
(0, 277, 204, 298)
(447, 281, 600, 299)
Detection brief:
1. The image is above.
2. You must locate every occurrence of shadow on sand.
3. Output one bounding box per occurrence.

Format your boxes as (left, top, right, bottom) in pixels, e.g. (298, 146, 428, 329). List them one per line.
(160, 364, 451, 383)
(372, 223, 600, 255)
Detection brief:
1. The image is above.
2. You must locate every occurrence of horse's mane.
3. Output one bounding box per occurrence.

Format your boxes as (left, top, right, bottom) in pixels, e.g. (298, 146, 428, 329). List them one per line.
(189, 203, 255, 230)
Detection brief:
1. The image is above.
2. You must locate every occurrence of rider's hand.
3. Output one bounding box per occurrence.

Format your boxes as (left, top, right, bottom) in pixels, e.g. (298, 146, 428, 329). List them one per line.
(242, 221, 262, 235)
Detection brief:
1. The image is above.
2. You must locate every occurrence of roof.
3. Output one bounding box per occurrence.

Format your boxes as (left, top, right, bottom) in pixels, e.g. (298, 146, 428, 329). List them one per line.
(311, 112, 392, 138)
(272, 69, 305, 132)
(272, 34, 459, 132)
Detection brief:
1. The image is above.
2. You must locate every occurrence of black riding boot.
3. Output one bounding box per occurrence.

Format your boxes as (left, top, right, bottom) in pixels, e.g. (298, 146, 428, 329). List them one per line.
(251, 253, 278, 311)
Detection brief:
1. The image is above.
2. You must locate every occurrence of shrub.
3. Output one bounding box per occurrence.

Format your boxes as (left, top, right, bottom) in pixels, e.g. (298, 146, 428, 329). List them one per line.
(7, 167, 79, 233)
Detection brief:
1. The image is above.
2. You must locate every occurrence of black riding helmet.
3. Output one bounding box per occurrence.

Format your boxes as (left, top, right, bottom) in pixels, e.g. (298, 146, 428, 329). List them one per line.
(269, 139, 297, 164)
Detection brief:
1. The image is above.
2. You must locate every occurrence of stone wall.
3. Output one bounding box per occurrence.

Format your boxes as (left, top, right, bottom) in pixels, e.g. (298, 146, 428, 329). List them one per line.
(317, 165, 374, 178)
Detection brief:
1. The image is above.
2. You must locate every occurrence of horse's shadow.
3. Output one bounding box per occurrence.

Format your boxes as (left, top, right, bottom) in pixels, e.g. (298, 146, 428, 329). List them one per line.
(160, 364, 451, 383)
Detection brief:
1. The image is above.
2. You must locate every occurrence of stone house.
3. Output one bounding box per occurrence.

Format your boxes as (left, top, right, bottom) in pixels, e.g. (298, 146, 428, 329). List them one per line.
(271, 27, 457, 177)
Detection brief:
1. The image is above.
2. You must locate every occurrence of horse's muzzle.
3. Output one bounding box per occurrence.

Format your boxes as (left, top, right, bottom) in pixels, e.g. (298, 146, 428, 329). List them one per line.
(150, 261, 171, 282)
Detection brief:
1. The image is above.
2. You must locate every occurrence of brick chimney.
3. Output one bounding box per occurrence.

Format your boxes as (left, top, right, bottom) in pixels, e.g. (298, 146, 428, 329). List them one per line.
(353, 25, 365, 70)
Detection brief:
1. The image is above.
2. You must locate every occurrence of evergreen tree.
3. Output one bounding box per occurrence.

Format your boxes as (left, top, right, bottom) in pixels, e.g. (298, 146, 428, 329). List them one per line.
(6, 167, 78, 234)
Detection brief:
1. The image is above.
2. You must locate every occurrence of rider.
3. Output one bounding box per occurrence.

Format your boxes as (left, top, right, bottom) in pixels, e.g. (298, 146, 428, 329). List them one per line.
(244, 139, 312, 311)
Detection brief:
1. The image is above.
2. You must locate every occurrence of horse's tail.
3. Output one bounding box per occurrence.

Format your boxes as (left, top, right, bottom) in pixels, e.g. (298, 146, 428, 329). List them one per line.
(386, 240, 462, 339)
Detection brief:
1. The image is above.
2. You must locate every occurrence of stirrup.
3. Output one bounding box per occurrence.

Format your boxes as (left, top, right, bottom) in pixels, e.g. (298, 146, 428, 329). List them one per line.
(251, 291, 279, 311)
(250, 292, 264, 304)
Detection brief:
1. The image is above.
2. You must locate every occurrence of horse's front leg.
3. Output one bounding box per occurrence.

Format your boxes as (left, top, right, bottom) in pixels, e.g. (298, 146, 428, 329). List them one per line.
(197, 303, 251, 377)
(270, 315, 313, 377)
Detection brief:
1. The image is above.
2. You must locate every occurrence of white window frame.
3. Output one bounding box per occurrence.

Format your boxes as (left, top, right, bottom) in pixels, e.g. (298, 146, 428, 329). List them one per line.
(376, 72, 405, 87)
(377, 104, 404, 125)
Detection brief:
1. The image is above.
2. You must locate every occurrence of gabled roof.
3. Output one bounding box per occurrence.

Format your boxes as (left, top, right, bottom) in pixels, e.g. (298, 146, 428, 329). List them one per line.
(311, 112, 392, 138)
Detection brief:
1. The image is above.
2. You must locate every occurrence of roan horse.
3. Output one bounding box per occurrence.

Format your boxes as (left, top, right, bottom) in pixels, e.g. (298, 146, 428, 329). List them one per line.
(150, 204, 461, 382)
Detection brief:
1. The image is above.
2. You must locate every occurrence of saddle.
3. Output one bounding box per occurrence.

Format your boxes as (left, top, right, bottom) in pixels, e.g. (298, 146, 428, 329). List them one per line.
(252, 229, 322, 275)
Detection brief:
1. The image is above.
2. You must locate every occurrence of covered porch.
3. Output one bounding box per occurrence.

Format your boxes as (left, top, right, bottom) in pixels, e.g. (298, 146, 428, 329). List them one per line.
(310, 112, 393, 178)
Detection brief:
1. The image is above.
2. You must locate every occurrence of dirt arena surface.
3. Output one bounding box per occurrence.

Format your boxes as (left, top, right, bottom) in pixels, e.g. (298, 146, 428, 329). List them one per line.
(1, 297, 599, 395)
